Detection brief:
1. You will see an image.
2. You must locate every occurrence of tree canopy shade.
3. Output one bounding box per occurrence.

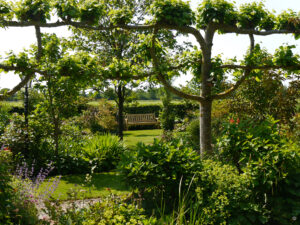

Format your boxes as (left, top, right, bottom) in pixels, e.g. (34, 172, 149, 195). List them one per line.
(0, 0, 299, 154)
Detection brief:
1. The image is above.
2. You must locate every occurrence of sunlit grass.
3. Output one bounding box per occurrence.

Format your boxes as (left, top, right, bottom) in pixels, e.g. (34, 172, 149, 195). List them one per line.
(39, 172, 130, 201)
(123, 129, 162, 148)
(0, 101, 23, 108)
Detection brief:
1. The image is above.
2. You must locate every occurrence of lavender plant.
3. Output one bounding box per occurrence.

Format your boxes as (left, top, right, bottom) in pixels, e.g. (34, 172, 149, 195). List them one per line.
(13, 160, 61, 203)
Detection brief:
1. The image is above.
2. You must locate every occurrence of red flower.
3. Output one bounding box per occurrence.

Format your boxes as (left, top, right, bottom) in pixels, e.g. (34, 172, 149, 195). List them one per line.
(236, 118, 240, 124)
(229, 118, 235, 124)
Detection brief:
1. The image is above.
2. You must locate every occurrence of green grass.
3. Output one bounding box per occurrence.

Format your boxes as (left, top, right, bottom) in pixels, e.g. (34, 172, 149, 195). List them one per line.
(123, 129, 162, 147)
(0, 101, 23, 108)
(39, 172, 130, 201)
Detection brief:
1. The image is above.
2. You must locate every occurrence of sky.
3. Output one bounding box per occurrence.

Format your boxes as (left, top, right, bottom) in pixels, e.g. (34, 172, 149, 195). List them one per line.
(0, 0, 299, 89)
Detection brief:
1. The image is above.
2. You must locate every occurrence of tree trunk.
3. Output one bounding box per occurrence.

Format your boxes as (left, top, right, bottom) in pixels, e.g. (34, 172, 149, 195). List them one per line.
(199, 100, 213, 155)
(117, 84, 125, 140)
(24, 83, 29, 157)
(199, 28, 214, 155)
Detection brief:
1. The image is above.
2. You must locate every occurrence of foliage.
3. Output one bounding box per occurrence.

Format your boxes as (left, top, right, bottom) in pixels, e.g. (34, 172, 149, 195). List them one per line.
(44, 193, 152, 225)
(246, 143, 300, 225)
(185, 118, 200, 149)
(83, 133, 125, 171)
(217, 116, 282, 173)
(238, 2, 273, 29)
(150, 0, 195, 26)
(159, 88, 175, 131)
(229, 71, 299, 126)
(195, 160, 267, 225)
(14, 0, 51, 23)
(80, 99, 117, 133)
(0, 149, 14, 224)
(0, 150, 41, 225)
(197, 0, 237, 28)
(0, 104, 11, 137)
(119, 138, 202, 212)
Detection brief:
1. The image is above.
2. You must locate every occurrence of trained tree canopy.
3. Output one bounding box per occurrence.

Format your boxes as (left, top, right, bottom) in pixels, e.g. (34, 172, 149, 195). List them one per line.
(0, 0, 299, 154)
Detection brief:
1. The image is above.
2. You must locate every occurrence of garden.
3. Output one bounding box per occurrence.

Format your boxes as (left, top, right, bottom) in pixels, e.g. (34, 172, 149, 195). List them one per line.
(0, 0, 300, 224)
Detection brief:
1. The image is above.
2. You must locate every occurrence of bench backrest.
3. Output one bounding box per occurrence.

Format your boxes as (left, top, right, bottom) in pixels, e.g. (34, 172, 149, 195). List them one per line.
(126, 113, 156, 123)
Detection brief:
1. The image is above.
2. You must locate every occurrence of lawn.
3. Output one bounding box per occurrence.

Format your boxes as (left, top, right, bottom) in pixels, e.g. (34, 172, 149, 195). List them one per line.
(39, 129, 162, 201)
(39, 172, 130, 201)
(123, 129, 162, 147)
(0, 101, 23, 108)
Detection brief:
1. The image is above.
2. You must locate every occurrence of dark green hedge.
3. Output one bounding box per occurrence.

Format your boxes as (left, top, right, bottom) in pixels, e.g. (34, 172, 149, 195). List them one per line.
(125, 102, 196, 120)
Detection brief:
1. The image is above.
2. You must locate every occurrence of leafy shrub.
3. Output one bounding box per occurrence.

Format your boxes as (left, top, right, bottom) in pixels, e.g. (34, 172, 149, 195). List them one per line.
(0, 103, 11, 137)
(45, 194, 153, 225)
(0, 149, 14, 224)
(81, 99, 117, 133)
(0, 149, 42, 225)
(1, 113, 54, 172)
(217, 116, 282, 173)
(195, 160, 267, 225)
(186, 118, 200, 149)
(217, 115, 300, 224)
(83, 134, 125, 171)
(159, 89, 175, 131)
(119, 139, 202, 213)
(246, 143, 300, 225)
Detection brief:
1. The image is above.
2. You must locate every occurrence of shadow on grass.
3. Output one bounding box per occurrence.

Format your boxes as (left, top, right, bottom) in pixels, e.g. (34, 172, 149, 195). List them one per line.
(60, 172, 129, 192)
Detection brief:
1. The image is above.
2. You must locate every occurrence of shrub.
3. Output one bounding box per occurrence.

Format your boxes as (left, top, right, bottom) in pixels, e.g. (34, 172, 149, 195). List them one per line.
(119, 139, 202, 213)
(186, 118, 200, 149)
(0, 149, 44, 225)
(1, 113, 55, 173)
(0, 149, 14, 224)
(83, 133, 125, 171)
(44, 194, 153, 225)
(194, 160, 267, 225)
(159, 89, 175, 132)
(0, 103, 11, 137)
(81, 99, 117, 133)
(246, 143, 300, 225)
(217, 116, 282, 173)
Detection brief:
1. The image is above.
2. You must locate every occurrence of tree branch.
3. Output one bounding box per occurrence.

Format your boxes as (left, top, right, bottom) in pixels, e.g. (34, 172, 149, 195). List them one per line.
(212, 34, 256, 100)
(220, 64, 300, 70)
(149, 29, 204, 103)
(0, 73, 33, 101)
(215, 23, 300, 35)
(0, 63, 50, 101)
(35, 25, 42, 61)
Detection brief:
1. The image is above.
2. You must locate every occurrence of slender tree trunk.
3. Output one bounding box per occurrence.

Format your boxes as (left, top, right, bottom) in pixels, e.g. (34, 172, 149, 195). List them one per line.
(199, 27, 214, 155)
(47, 77, 61, 171)
(199, 100, 213, 155)
(24, 82, 29, 157)
(117, 84, 125, 140)
(53, 116, 60, 158)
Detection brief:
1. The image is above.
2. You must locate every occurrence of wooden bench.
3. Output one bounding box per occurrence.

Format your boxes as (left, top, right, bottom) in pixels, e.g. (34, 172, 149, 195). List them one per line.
(125, 113, 158, 129)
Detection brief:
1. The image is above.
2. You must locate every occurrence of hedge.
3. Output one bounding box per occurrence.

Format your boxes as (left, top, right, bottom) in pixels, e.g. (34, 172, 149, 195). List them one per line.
(125, 102, 197, 120)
